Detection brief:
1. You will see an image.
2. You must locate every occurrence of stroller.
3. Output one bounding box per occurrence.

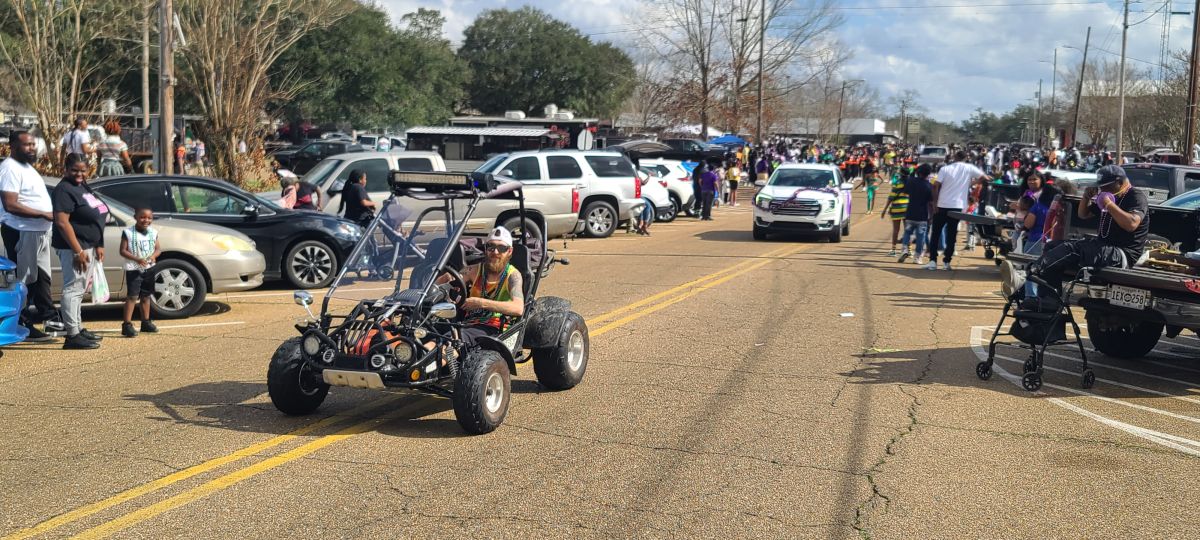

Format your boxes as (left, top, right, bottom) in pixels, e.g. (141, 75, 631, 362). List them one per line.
(976, 266, 1095, 392)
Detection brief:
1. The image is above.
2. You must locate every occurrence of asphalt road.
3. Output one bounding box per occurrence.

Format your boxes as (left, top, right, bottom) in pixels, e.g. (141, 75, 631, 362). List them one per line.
(2, 188, 1199, 539)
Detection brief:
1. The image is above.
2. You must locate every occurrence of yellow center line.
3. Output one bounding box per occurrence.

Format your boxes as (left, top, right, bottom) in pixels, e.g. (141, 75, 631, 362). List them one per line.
(585, 245, 794, 325)
(68, 400, 425, 540)
(1, 394, 402, 540)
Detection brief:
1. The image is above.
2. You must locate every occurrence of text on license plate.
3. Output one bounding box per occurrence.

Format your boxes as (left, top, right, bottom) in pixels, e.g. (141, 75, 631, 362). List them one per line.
(1106, 284, 1151, 310)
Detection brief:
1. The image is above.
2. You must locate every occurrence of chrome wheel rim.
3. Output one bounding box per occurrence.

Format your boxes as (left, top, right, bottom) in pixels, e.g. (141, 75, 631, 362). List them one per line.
(484, 372, 505, 414)
(567, 330, 585, 372)
(292, 244, 333, 286)
(587, 207, 613, 235)
(153, 268, 196, 312)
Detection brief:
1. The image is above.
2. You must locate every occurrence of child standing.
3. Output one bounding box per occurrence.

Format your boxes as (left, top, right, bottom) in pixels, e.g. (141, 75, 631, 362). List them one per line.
(119, 208, 161, 337)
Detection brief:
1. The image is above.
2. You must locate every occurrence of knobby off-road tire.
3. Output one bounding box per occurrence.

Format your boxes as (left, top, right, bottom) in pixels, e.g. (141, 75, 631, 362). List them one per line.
(267, 337, 329, 415)
(532, 312, 589, 390)
(453, 350, 510, 434)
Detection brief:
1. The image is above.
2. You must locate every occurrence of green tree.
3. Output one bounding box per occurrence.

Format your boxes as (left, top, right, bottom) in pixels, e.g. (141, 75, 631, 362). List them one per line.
(274, 4, 464, 129)
(458, 7, 635, 117)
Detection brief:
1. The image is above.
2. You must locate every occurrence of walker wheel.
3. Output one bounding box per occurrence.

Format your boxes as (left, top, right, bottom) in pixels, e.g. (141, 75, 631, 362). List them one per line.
(985, 248, 996, 260)
(995, 259, 1003, 266)
(1023, 355, 1038, 374)
(975, 361, 993, 380)
(1081, 369, 1095, 389)
(376, 265, 394, 280)
(1021, 372, 1043, 392)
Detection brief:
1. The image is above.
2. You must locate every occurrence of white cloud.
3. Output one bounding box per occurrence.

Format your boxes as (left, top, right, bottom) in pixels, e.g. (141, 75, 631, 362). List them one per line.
(377, 0, 1193, 122)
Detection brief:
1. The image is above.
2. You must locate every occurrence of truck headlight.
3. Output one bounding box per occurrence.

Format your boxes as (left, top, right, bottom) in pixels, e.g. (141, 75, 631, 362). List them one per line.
(213, 234, 254, 252)
(755, 193, 773, 210)
(827, 199, 836, 210)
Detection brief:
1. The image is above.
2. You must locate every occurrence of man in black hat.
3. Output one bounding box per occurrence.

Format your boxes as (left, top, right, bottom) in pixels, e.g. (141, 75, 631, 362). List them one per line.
(1028, 165, 1149, 292)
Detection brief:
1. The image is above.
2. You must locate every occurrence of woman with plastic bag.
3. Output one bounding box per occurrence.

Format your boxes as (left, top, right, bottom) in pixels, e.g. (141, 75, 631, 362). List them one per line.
(52, 153, 109, 350)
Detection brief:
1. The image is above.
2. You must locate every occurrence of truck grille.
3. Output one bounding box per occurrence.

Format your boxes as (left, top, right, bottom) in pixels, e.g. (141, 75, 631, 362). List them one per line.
(769, 198, 822, 216)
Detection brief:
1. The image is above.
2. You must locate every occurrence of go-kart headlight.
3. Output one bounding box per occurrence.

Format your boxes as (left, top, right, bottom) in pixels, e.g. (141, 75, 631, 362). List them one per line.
(302, 333, 322, 357)
(392, 342, 414, 364)
(212, 234, 255, 252)
(335, 222, 363, 240)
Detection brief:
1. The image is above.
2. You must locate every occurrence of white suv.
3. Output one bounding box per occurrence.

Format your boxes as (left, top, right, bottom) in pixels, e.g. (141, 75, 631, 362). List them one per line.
(477, 150, 644, 238)
(638, 158, 695, 217)
(752, 163, 853, 242)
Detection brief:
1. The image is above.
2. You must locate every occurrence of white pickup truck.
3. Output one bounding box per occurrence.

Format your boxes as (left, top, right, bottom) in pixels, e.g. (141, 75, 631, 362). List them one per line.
(270, 151, 584, 239)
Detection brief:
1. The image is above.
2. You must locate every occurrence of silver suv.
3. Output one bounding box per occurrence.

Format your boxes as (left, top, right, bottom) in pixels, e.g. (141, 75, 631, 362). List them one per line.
(477, 150, 644, 238)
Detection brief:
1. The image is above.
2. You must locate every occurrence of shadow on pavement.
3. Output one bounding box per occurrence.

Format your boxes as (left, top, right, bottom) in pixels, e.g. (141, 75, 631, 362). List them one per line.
(873, 292, 1001, 312)
(80, 301, 233, 322)
(815, 259, 1003, 283)
(694, 229, 832, 243)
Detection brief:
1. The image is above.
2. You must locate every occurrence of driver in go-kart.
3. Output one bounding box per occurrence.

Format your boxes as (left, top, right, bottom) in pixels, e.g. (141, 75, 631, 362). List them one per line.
(452, 227, 524, 346)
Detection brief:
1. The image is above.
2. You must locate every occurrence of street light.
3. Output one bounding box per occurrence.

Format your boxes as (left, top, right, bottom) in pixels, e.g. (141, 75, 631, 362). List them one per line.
(835, 79, 864, 145)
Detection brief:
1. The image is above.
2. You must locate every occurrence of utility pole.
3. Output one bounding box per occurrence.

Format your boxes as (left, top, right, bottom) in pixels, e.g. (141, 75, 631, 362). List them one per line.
(1184, 0, 1200, 162)
(141, 0, 151, 128)
(1049, 47, 1057, 140)
(1035, 79, 1042, 146)
(1072, 27, 1090, 148)
(159, 0, 174, 174)
(755, 0, 765, 144)
(1116, 0, 1129, 158)
(836, 81, 847, 145)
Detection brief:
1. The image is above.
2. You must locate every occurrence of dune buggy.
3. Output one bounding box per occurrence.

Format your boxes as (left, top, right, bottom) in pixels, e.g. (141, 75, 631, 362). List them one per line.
(267, 171, 589, 434)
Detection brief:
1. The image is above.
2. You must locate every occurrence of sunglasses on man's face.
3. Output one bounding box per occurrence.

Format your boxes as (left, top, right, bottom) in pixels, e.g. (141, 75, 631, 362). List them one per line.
(484, 244, 509, 253)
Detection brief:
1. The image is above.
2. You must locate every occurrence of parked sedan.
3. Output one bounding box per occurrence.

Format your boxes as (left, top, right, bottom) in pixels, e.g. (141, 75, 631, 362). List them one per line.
(90, 175, 362, 289)
(272, 140, 365, 175)
(50, 195, 265, 319)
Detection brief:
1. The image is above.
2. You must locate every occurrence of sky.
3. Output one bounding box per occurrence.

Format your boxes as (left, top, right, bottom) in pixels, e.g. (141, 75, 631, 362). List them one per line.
(377, 0, 1196, 123)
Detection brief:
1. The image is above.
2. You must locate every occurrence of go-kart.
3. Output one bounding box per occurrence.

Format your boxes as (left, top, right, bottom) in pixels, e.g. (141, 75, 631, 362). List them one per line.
(267, 171, 588, 434)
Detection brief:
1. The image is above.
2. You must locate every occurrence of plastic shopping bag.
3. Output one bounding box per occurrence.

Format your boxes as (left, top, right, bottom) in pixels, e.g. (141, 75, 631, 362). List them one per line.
(87, 259, 111, 304)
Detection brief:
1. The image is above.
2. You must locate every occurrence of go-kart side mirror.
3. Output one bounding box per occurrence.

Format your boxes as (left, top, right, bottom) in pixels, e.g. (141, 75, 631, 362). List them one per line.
(294, 291, 314, 306)
(431, 302, 457, 319)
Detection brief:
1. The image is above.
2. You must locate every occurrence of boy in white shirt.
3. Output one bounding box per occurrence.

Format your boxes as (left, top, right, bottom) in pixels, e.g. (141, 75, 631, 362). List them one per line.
(118, 208, 161, 337)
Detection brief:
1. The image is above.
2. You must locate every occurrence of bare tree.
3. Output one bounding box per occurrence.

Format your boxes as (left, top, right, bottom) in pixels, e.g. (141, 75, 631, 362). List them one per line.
(174, 0, 351, 187)
(622, 55, 675, 132)
(887, 89, 925, 141)
(0, 0, 130, 168)
(643, 0, 722, 138)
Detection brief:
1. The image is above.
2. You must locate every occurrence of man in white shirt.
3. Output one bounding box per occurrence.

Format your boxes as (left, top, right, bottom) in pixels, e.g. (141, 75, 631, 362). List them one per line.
(1, 131, 58, 341)
(59, 117, 94, 165)
(925, 150, 989, 270)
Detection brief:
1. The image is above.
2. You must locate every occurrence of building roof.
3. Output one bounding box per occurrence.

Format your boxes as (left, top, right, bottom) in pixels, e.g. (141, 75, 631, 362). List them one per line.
(406, 126, 551, 137)
(450, 115, 599, 124)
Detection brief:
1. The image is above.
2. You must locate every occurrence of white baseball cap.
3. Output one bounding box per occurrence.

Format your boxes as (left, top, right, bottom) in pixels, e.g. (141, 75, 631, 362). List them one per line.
(487, 226, 513, 247)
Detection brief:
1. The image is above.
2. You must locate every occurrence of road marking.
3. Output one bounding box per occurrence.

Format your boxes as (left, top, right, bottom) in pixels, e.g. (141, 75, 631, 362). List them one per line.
(586, 245, 794, 326)
(1, 395, 401, 540)
(90, 321, 246, 333)
(970, 326, 1200, 458)
(69, 400, 422, 540)
(995, 343, 1200, 393)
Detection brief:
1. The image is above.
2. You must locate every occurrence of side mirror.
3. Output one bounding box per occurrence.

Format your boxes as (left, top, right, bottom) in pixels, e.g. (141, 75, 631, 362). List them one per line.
(431, 302, 456, 319)
(243, 204, 260, 216)
(294, 290, 314, 306)
(840, 183, 854, 190)
(499, 169, 514, 178)
(330, 179, 346, 193)
(754, 180, 766, 187)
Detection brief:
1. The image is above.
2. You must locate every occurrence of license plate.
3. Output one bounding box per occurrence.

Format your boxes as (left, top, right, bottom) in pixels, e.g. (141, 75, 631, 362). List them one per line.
(1106, 284, 1151, 310)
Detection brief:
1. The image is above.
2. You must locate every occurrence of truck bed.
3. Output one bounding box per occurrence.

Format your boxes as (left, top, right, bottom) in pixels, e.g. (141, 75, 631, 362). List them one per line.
(1007, 252, 1200, 297)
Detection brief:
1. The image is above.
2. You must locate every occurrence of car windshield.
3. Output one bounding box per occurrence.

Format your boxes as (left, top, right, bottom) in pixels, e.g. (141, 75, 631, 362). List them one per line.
(328, 198, 458, 305)
(1163, 190, 1200, 209)
(301, 158, 343, 188)
(1124, 167, 1171, 191)
(476, 155, 508, 174)
(769, 168, 836, 189)
(922, 148, 947, 156)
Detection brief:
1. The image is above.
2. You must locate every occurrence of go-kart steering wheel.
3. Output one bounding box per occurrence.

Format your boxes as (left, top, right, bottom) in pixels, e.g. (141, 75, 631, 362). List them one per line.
(439, 268, 468, 307)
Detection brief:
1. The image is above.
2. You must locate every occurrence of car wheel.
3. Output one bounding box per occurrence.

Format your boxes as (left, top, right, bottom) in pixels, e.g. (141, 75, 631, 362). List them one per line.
(150, 259, 208, 319)
(452, 349, 510, 434)
(752, 224, 768, 240)
(532, 311, 589, 390)
(1086, 312, 1163, 359)
(285, 240, 338, 289)
(842, 218, 851, 237)
(582, 201, 617, 238)
(669, 194, 684, 219)
(267, 337, 329, 415)
(829, 222, 843, 243)
(502, 216, 544, 245)
(657, 200, 677, 222)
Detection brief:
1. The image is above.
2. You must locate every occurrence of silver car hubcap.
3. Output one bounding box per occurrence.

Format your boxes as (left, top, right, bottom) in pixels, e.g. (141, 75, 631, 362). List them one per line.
(154, 268, 195, 312)
(567, 330, 585, 372)
(292, 245, 333, 286)
(587, 207, 613, 234)
(484, 372, 504, 414)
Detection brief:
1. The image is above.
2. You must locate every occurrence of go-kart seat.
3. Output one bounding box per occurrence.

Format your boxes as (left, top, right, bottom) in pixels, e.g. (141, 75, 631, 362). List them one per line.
(409, 237, 466, 289)
(510, 242, 532, 286)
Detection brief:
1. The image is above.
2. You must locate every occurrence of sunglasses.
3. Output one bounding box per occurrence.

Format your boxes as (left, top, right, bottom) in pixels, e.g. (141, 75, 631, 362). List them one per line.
(484, 244, 510, 253)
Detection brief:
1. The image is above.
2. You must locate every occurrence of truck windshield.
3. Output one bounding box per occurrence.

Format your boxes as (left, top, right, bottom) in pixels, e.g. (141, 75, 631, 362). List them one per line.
(770, 169, 835, 188)
(1124, 167, 1171, 191)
